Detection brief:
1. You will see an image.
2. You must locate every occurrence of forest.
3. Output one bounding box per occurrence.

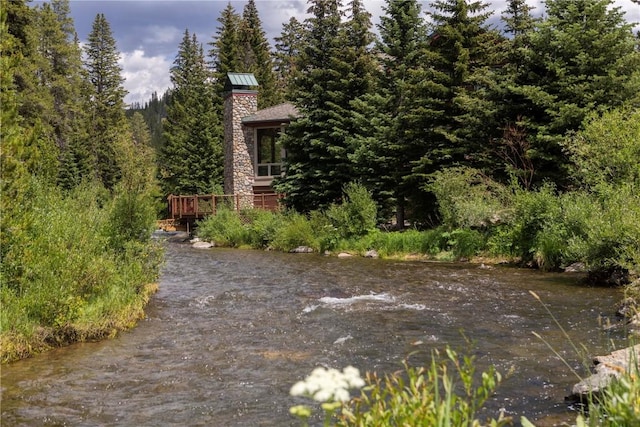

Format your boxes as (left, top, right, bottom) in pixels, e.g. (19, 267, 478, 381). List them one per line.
(2, 0, 639, 361)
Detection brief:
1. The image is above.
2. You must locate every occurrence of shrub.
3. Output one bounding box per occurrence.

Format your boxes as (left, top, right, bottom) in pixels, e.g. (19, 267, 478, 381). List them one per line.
(271, 212, 318, 252)
(0, 180, 162, 361)
(309, 210, 340, 252)
(566, 183, 640, 277)
(243, 209, 284, 249)
(503, 183, 563, 266)
(428, 167, 507, 230)
(291, 348, 510, 427)
(326, 182, 378, 239)
(337, 348, 509, 426)
(564, 107, 640, 188)
(196, 207, 247, 247)
(442, 229, 486, 260)
(107, 184, 157, 252)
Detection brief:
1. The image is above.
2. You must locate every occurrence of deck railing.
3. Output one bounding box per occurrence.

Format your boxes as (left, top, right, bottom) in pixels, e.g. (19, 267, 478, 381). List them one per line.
(167, 193, 282, 220)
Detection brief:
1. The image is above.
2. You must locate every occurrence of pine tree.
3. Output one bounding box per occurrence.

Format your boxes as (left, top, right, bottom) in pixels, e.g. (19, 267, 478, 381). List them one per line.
(493, 0, 538, 188)
(351, 0, 443, 225)
(209, 3, 241, 110)
(275, 0, 359, 212)
(84, 13, 128, 189)
(126, 90, 171, 150)
(515, 0, 640, 188)
(424, 0, 504, 174)
(273, 17, 306, 97)
(30, 0, 92, 189)
(1, 2, 60, 285)
(160, 31, 222, 195)
(239, 0, 281, 107)
(5, 0, 61, 185)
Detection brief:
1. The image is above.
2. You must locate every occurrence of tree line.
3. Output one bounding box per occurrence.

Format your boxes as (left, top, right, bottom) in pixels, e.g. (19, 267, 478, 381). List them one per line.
(272, 0, 639, 225)
(143, 0, 640, 227)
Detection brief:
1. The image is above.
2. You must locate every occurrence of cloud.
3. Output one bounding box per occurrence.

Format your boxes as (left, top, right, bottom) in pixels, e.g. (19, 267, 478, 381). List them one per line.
(119, 49, 172, 105)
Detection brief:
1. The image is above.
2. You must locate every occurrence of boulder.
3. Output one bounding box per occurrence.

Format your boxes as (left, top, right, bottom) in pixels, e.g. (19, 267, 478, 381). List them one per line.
(364, 250, 379, 259)
(337, 252, 353, 258)
(290, 246, 314, 253)
(192, 241, 214, 249)
(570, 344, 640, 401)
(564, 262, 586, 273)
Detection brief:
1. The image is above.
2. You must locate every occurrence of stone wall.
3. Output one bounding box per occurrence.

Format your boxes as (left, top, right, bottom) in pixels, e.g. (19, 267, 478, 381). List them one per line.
(223, 90, 258, 208)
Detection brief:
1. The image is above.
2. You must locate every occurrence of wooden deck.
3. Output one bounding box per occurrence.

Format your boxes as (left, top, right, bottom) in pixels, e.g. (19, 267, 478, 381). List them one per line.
(167, 193, 282, 221)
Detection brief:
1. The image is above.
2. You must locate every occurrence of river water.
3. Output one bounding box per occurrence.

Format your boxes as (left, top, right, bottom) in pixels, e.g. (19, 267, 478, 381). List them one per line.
(1, 237, 627, 426)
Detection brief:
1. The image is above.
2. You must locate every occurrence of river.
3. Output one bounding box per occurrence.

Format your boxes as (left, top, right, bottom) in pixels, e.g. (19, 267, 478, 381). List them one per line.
(1, 237, 627, 426)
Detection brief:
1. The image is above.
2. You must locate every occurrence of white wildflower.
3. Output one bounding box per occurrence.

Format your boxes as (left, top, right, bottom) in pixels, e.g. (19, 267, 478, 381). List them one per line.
(290, 381, 308, 397)
(289, 365, 365, 403)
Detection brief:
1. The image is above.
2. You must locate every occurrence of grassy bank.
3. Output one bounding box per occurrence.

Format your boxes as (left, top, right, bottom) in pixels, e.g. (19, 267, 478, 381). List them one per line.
(196, 181, 639, 282)
(0, 181, 162, 363)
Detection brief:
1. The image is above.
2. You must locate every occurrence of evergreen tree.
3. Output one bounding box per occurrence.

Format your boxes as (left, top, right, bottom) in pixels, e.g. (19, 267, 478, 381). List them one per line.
(126, 90, 170, 151)
(84, 13, 128, 189)
(1, 3, 59, 285)
(31, 0, 91, 189)
(423, 0, 504, 175)
(8, 0, 63, 184)
(493, 0, 538, 188)
(351, 0, 443, 225)
(275, 0, 360, 212)
(239, 0, 281, 107)
(340, 0, 376, 109)
(516, 0, 640, 188)
(274, 17, 306, 97)
(209, 2, 241, 112)
(160, 30, 222, 195)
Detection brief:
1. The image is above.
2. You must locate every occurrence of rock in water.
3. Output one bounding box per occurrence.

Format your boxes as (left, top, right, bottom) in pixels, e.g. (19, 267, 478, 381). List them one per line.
(570, 344, 640, 401)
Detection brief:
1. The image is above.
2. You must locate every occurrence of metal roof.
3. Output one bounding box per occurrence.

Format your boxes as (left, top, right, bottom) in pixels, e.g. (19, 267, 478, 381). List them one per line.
(226, 73, 259, 90)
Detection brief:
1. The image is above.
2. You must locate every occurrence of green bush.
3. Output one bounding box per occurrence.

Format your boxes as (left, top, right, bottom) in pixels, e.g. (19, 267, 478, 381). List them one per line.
(243, 208, 284, 249)
(442, 229, 486, 260)
(566, 183, 640, 276)
(564, 107, 640, 188)
(196, 207, 247, 247)
(272, 212, 318, 252)
(1, 180, 162, 361)
(107, 184, 157, 252)
(502, 183, 563, 266)
(428, 167, 507, 230)
(309, 210, 340, 252)
(325, 183, 378, 239)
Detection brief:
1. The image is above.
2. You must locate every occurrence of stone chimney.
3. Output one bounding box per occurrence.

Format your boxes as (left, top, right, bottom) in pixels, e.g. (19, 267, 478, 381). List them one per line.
(223, 73, 258, 206)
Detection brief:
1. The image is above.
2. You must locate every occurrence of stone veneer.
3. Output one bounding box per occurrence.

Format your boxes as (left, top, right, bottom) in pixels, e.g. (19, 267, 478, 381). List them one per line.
(223, 90, 258, 207)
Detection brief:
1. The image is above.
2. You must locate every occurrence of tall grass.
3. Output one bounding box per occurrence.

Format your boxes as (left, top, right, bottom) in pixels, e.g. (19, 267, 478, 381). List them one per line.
(339, 348, 509, 427)
(289, 347, 510, 427)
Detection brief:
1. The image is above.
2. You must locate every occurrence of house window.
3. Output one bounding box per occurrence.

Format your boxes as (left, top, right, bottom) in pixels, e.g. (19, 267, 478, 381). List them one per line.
(256, 127, 284, 177)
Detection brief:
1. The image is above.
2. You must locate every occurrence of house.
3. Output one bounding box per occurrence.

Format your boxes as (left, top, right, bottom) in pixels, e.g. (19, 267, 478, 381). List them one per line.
(223, 73, 298, 205)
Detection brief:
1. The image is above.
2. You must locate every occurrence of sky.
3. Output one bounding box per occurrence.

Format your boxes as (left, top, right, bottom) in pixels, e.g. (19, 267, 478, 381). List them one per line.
(48, 0, 640, 106)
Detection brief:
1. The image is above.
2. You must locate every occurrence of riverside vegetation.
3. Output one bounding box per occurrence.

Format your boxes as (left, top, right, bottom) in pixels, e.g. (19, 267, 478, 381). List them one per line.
(0, 181, 162, 363)
(1, 5, 162, 363)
